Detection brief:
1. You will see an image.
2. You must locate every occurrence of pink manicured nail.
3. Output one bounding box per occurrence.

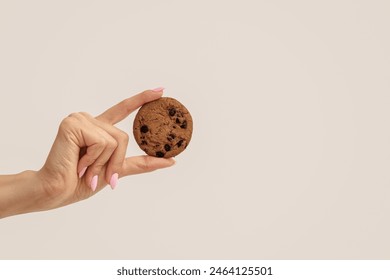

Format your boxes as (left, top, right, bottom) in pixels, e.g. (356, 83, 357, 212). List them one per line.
(110, 173, 119, 190)
(78, 167, 87, 178)
(90, 175, 98, 192)
(151, 87, 164, 92)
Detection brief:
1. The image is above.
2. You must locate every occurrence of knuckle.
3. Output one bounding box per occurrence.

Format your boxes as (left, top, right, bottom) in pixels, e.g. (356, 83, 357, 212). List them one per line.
(97, 137, 108, 147)
(119, 130, 129, 144)
(67, 112, 84, 120)
(140, 90, 149, 98)
(139, 91, 151, 104)
(138, 156, 155, 172)
(84, 156, 97, 166)
(111, 127, 129, 145)
(67, 112, 78, 119)
(59, 116, 77, 130)
(110, 139, 118, 150)
(79, 111, 92, 118)
(84, 147, 102, 163)
(66, 112, 91, 122)
(61, 112, 84, 129)
(106, 139, 118, 151)
(139, 157, 149, 171)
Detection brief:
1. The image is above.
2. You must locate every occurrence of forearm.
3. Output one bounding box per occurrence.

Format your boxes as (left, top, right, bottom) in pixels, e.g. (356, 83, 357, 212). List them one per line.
(0, 171, 45, 219)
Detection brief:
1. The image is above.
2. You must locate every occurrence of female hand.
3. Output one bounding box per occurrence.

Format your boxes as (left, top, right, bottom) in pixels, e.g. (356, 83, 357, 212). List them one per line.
(0, 88, 175, 218)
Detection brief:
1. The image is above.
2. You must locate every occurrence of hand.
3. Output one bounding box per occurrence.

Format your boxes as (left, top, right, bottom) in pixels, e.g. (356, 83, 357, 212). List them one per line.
(36, 89, 175, 211)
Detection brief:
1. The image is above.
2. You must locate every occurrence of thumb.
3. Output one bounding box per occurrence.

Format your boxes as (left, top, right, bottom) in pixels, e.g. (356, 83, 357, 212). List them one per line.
(121, 155, 176, 176)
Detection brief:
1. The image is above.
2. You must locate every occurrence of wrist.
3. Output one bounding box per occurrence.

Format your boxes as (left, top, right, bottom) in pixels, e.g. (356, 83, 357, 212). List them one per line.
(0, 170, 47, 218)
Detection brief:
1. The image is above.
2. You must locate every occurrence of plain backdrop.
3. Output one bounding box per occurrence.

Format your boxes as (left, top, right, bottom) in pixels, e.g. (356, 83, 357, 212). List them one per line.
(0, 0, 390, 259)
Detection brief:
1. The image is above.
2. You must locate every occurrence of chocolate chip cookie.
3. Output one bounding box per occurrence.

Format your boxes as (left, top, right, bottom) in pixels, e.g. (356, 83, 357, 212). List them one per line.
(133, 97, 193, 158)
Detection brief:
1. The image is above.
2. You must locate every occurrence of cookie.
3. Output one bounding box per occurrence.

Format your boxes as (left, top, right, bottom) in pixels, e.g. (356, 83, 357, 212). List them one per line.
(133, 97, 193, 158)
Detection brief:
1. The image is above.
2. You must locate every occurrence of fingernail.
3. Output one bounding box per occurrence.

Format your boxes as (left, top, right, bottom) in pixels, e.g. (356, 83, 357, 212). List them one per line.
(109, 173, 119, 190)
(90, 175, 98, 192)
(78, 167, 87, 178)
(151, 87, 164, 92)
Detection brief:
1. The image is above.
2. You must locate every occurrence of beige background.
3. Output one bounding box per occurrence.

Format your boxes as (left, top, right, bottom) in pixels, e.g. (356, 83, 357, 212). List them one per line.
(0, 0, 390, 259)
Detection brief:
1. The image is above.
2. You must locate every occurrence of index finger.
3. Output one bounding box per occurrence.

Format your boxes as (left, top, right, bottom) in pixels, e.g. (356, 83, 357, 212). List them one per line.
(96, 89, 164, 124)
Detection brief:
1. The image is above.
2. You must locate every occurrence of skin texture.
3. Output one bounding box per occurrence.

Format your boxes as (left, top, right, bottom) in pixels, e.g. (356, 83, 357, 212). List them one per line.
(0, 89, 175, 219)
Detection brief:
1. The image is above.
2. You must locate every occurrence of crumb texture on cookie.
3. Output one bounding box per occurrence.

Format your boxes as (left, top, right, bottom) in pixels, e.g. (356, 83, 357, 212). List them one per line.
(133, 97, 193, 158)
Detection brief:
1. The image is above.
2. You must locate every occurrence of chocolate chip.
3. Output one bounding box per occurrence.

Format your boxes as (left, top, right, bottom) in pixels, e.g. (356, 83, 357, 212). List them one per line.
(177, 139, 184, 147)
(140, 125, 149, 133)
(180, 120, 187, 129)
(167, 133, 176, 141)
(141, 140, 147, 145)
(156, 151, 165, 157)
(169, 108, 176, 116)
(176, 118, 181, 124)
(164, 144, 171, 151)
(173, 125, 177, 129)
